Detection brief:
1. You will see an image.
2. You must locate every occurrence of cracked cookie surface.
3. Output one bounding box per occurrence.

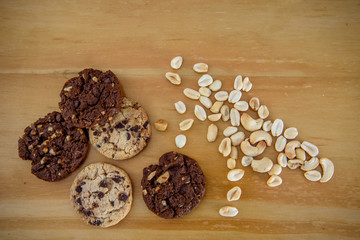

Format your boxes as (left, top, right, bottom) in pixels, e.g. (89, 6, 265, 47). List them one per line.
(18, 111, 88, 182)
(141, 152, 206, 219)
(89, 97, 151, 160)
(59, 68, 124, 128)
(70, 163, 132, 228)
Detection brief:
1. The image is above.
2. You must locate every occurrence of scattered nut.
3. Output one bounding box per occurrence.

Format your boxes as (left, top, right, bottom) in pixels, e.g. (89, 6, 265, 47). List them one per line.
(174, 101, 186, 114)
(210, 101, 224, 113)
(240, 138, 266, 157)
(184, 88, 200, 100)
(234, 75, 243, 90)
(63, 86, 73, 92)
(230, 131, 245, 146)
(227, 158, 236, 169)
(285, 140, 301, 159)
(154, 119, 168, 131)
(227, 186, 242, 201)
(267, 175, 282, 187)
(234, 101, 249, 112)
(271, 119, 284, 137)
(147, 171, 156, 181)
(219, 137, 232, 157)
(230, 108, 240, 126)
(223, 126, 238, 137)
(209, 79, 222, 91)
(215, 91, 229, 101)
(301, 141, 319, 157)
(156, 171, 170, 183)
(251, 157, 273, 173)
(295, 148, 306, 161)
(257, 105, 269, 119)
(287, 159, 304, 170)
(227, 169, 245, 181)
(240, 113, 263, 131)
(275, 136, 287, 152)
(175, 134, 186, 148)
(304, 170, 322, 182)
(228, 90, 242, 103)
(179, 119, 194, 131)
(198, 74, 213, 87)
(220, 105, 230, 121)
(262, 120, 272, 132)
(230, 146, 238, 160)
(249, 97, 260, 111)
(199, 87, 211, 97)
(301, 157, 319, 171)
(199, 96, 213, 109)
(165, 72, 181, 85)
(194, 105, 207, 121)
(170, 56, 183, 69)
(249, 130, 272, 146)
(284, 127, 298, 139)
(207, 124, 218, 142)
(242, 77, 252, 92)
(268, 164, 282, 176)
(208, 113, 222, 122)
(320, 158, 334, 183)
(193, 63, 209, 73)
(219, 206, 238, 217)
(241, 156, 253, 167)
(277, 153, 288, 168)
(49, 149, 56, 156)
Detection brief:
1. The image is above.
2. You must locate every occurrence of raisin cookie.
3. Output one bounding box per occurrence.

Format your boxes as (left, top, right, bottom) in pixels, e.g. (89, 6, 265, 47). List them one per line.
(18, 111, 88, 182)
(89, 97, 151, 160)
(141, 152, 206, 219)
(59, 68, 124, 128)
(70, 163, 132, 228)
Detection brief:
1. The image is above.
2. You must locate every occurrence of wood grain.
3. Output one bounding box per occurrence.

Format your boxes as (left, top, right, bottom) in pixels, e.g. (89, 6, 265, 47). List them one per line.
(0, 0, 359, 239)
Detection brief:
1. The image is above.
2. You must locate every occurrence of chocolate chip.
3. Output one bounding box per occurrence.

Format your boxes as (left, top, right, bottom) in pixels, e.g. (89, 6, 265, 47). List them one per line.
(110, 128, 114, 133)
(122, 119, 129, 125)
(96, 144, 101, 148)
(81, 181, 86, 185)
(104, 137, 108, 143)
(103, 78, 111, 83)
(119, 193, 128, 202)
(76, 186, 82, 193)
(145, 137, 150, 143)
(55, 114, 61, 122)
(98, 192, 104, 198)
(130, 125, 140, 132)
(102, 128, 106, 132)
(90, 220, 102, 226)
(93, 130, 100, 136)
(126, 185, 130, 188)
(112, 177, 121, 183)
(126, 133, 130, 140)
(74, 100, 80, 108)
(83, 210, 92, 216)
(99, 180, 107, 188)
(110, 201, 115, 206)
(143, 121, 149, 128)
(115, 122, 124, 129)
(76, 198, 82, 205)
(92, 202, 99, 208)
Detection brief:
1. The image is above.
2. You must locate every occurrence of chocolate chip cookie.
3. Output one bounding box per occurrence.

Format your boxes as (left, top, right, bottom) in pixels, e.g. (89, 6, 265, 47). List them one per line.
(70, 163, 132, 228)
(141, 152, 206, 219)
(59, 68, 124, 128)
(89, 97, 151, 160)
(18, 111, 89, 182)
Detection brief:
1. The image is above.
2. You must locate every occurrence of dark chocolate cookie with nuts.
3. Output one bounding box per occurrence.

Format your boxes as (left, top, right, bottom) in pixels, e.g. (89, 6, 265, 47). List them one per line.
(70, 163, 132, 228)
(18, 111, 88, 182)
(59, 68, 124, 129)
(141, 152, 206, 219)
(89, 97, 151, 160)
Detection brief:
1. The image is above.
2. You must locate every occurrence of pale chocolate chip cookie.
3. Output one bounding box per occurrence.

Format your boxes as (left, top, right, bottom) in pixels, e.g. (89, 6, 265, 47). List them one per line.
(89, 97, 151, 160)
(70, 162, 132, 228)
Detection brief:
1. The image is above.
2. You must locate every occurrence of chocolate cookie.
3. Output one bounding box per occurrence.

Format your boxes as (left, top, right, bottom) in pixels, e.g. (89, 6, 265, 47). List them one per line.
(89, 97, 151, 160)
(141, 152, 206, 219)
(70, 163, 133, 228)
(18, 111, 89, 182)
(59, 68, 124, 128)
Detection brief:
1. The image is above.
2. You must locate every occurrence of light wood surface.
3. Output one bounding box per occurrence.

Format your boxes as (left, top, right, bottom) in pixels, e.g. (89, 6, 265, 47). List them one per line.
(0, 1, 359, 239)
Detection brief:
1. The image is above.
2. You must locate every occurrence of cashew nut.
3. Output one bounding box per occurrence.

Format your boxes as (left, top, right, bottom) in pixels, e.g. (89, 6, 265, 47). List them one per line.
(249, 130, 272, 147)
(287, 159, 304, 170)
(240, 113, 264, 132)
(251, 157, 273, 173)
(268, 164, 282, 176)
(301, 141, 319, 157)
(319, 158, 334, 183)
(240, 138, 266, 157)
(285, 140, 301, 159)
(304, 170, 322, 182)
(267, 175, 282, 187)
(241, 156, 253, 167)
(300, 157, 319, 171)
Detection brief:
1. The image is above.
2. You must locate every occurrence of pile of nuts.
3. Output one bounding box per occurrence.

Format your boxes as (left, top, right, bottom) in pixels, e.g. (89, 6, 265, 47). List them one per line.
(155, 56, 335, 218)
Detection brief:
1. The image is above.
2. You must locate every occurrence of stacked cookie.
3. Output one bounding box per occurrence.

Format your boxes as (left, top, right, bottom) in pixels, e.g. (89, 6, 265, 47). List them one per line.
(18, 68, 151, 227)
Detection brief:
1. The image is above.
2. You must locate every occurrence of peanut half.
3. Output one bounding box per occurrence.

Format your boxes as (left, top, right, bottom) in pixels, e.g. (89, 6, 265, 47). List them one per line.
(227, 186, 242, 201)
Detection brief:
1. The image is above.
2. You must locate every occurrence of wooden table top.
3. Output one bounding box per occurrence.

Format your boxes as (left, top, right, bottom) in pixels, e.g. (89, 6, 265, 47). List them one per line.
(0, 1, 359, 239)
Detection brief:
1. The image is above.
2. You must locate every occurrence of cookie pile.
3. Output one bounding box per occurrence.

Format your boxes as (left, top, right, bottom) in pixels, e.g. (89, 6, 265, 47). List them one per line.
(18, 68, 152, 227)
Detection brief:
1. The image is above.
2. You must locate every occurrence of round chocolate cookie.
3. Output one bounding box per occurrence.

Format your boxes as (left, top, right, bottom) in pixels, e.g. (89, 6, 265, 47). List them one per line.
(18, 111, 89, 182)
(70, 163, 133, 228)
(141, 152, 206, 219)
(89, 97, 151, 160)
(59, 68, 124, 129)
